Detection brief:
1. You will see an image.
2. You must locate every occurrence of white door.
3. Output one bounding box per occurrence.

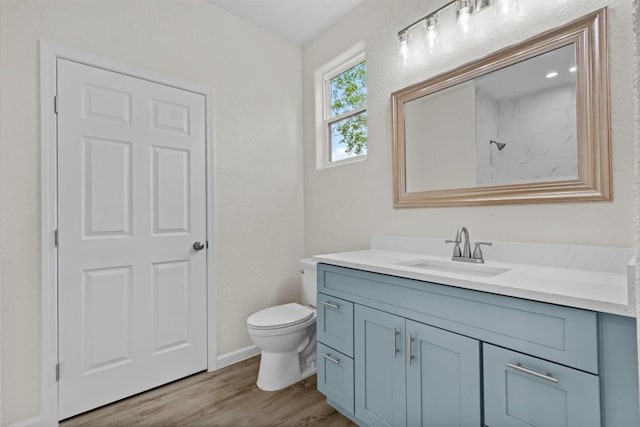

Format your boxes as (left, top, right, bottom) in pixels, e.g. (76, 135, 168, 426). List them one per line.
(57, 59, 208, 419)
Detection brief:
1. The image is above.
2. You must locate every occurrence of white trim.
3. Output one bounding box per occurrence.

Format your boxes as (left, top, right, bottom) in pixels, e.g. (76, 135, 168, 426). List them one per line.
(216, 345, 261, 370)
(8, 416, 42, 427)
(39, 41, 217, 426)
(314, 40, 367, 169)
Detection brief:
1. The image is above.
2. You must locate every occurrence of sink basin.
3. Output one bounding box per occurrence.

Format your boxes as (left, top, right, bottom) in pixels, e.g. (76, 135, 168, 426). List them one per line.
(396, 259, 510, 278)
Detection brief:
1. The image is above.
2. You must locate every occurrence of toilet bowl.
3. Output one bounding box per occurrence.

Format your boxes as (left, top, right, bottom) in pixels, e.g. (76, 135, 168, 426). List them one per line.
(247, 258, 318, 391)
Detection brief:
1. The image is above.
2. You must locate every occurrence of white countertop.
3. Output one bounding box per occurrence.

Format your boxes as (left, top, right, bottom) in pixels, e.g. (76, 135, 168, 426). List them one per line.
(313, 248, 635, 317)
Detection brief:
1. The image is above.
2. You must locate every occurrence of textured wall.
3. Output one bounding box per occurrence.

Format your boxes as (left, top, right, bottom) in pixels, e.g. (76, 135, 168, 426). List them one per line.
(0, 1, 303, 424)
(303, 0, 635, 257)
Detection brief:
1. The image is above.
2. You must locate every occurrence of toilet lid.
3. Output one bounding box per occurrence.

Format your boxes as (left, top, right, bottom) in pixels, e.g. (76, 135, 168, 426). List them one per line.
(247, 303, 314, 330)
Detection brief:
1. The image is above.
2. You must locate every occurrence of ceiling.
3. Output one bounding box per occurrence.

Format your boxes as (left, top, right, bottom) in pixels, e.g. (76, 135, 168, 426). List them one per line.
(207, 0, 364, 46)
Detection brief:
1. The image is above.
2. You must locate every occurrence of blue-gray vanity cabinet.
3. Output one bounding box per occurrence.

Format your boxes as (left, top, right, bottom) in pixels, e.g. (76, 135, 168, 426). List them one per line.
(353, 305, 481, 427)
(354, 305, 406, 427)
(483, 344, 601, 427)
(316, 263, 640, 427)
(317, 293, 354, 357)
(317, 342, 355, 416)
(406, 320, 481, 427)
(316, 292, 355, 417)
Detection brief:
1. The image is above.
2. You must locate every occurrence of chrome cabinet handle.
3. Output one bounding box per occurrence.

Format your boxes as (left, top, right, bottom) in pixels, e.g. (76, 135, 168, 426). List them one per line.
(322, 353, 340, 365)
(393, 328, 400, 358)
(321, 301, 340, 310)
(506, 362, 559, 384)
(193, 241, 205, 251)
(407, 334, 415, 366)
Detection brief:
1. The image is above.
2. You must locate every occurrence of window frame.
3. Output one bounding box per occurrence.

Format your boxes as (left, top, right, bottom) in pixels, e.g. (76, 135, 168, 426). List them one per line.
(315, 42, 367, 169)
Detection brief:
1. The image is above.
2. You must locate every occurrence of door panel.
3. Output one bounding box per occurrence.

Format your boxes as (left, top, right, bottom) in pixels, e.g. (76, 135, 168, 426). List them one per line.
(151, 146, 191, 234)
(57, 58, 207, 419)
(354, 305, 406, 427)
(406, 321, 481, 427)
(82, 266, 133, 373)
(83, 137, 132, 236)
(151, 260, 190, 354)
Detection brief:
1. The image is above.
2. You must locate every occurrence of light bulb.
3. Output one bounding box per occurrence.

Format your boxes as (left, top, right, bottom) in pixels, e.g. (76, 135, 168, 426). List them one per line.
(494, 0, 519, 21)
(423, 15, 439, 54)
(398, 32, 412, 65)
(456, 0, 475, 36)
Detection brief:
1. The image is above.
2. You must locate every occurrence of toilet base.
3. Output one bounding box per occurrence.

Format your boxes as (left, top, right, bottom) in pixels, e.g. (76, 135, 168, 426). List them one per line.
(256, 350, 317, 391)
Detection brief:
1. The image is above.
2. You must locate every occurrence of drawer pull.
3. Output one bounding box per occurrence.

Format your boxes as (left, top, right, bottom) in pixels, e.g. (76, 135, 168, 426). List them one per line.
(321, 301, 340, 310)
(506, 362, 559, 384)
(322, 353, 340, 365)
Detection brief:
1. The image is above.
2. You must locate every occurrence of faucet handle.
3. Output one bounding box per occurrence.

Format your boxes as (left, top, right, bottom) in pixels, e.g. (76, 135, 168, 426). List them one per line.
(445, 239, 462, 258)
(472, 241, 493, 261)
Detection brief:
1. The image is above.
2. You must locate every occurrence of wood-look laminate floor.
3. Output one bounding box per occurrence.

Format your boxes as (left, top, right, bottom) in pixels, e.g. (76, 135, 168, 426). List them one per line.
(61, 356, 355, 427)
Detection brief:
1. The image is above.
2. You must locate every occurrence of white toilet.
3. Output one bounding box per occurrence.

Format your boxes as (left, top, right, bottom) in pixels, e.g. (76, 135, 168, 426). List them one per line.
(247, 258, 318, 391)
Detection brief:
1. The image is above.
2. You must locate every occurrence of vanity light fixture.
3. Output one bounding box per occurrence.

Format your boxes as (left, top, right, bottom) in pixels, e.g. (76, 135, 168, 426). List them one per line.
(397, 0, 519, 65)
(494, 0, 519, 20)
(398, 31, 412, 65)
(424, 15, 440, 54)
(456, 0, 475, 36)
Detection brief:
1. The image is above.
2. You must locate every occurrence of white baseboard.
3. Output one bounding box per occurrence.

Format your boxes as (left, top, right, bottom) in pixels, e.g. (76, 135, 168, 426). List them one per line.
(215, 345, 260, 370)
(8, 416, 43, 427)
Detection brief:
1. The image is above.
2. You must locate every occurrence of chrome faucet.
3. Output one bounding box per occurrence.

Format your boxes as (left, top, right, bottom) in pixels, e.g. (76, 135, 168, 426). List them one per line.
(445, 226, 492, 264)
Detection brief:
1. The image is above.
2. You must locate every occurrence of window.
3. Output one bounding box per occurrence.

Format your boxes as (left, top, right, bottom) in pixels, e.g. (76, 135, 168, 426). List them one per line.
(315, 43, 367, 168)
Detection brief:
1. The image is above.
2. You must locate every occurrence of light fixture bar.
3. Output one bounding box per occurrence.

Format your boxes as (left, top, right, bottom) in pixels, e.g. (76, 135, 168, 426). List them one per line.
(397, 0, 454, 37)
(397, 0, 492, 37)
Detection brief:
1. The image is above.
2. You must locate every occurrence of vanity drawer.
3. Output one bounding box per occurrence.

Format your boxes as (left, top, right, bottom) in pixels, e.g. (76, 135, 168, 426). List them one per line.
(317, 342, 354, 416)
(317, 293, 354, 357)
(483, 344, 600, 427)
(318, 264, 598, 373)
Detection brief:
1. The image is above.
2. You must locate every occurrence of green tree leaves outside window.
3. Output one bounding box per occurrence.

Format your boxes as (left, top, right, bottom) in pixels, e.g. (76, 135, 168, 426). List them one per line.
(330, 61, 367, 157)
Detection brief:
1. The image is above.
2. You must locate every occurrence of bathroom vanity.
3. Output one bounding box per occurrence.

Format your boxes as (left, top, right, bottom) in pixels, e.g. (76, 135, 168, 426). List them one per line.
(314, 242, 638, 427)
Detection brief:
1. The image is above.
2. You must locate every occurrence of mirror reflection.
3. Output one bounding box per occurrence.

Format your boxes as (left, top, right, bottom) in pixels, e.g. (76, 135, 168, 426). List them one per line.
(404, 44, 577, 193)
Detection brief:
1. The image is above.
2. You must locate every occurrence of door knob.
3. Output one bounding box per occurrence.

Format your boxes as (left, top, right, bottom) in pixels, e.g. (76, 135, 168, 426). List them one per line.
(193, 241, 205, 251)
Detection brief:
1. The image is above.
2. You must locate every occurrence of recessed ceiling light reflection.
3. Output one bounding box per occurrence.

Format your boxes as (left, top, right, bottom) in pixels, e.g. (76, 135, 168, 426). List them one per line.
(569, 66, 577, 73)
(546, 71, 559, 79)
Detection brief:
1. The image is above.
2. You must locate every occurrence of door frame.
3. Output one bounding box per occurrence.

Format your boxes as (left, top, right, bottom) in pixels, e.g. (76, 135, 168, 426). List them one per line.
(39, 41, 217, 425)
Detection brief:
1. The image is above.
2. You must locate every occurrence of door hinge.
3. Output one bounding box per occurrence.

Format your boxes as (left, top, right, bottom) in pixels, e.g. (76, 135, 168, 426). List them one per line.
(54, 96, 58, 114)
(206, 241, 209, 249)
(54, 229, 59, 247)
(55, 364, 60, 382)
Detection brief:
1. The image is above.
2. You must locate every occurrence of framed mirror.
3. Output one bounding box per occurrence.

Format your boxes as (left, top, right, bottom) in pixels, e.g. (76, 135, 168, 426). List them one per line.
(392, 9, 610, 207)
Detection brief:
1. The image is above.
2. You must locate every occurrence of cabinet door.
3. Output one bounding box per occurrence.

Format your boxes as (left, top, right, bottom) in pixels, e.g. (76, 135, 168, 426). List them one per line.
(355, 305, 406, 427)
(484, 344, 601, 427)
(406, 320, 481, 427)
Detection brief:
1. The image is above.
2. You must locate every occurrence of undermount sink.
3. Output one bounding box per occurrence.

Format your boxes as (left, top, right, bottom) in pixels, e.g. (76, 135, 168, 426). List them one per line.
(396, 258, 510, 278)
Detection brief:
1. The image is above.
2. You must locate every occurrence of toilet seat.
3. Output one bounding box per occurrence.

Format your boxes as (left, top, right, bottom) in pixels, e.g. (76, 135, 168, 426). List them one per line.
(247, 303, 314, 330)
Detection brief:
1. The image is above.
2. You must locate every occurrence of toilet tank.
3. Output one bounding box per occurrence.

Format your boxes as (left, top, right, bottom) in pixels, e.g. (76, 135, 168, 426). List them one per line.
(300, 258, 318, 307)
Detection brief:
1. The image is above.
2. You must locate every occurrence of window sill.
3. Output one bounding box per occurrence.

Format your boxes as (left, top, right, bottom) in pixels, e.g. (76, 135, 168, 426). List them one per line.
(318, 154, 367, 170)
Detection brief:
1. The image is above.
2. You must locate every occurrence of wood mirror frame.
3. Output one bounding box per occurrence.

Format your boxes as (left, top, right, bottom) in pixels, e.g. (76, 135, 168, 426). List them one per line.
(391, 8, 610, 208)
